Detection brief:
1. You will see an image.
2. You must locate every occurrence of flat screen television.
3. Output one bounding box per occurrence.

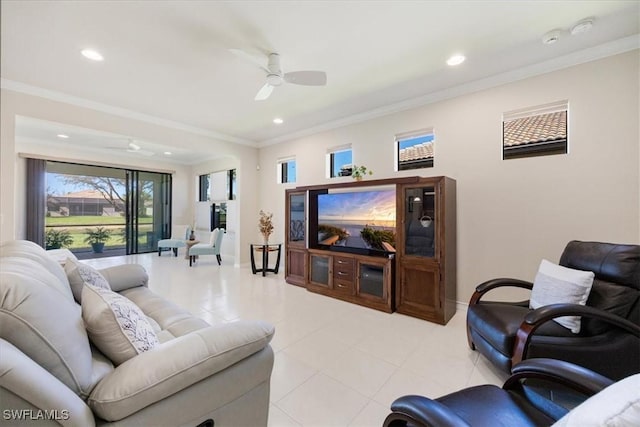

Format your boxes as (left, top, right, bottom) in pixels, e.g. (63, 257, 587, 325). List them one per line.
(313, 187, 396, 256)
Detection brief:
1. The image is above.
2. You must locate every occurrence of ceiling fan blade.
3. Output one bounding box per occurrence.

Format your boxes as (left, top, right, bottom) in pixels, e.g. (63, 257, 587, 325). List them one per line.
(229, 48, 269, 73)
(284, 71, 327, 86)
(255, 83, 274, 101)
(127, 148, 155, 156)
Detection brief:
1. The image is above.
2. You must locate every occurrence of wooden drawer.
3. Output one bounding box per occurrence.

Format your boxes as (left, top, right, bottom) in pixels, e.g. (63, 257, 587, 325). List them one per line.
(333, 278, 354, 295)
(333, 256, 354, 278)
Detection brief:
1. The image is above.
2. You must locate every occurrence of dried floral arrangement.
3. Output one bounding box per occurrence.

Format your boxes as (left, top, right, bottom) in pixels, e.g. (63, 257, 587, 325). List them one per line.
(259, 210, 274, 242)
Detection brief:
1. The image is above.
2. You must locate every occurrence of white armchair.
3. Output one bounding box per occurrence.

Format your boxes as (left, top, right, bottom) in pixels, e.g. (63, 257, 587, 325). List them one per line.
(189, 228, 224, 266)
(157, 225, 191, 257)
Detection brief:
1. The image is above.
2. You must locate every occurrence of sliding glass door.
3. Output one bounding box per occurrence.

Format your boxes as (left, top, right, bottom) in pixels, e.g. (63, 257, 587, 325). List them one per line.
(125, 170, 171, 254)
(37, 160, 171, 257)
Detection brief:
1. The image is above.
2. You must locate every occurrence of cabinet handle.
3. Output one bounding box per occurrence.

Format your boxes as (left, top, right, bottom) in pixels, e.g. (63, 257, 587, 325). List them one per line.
(337, 283, 347, 288)
(337, 271, 349, 276)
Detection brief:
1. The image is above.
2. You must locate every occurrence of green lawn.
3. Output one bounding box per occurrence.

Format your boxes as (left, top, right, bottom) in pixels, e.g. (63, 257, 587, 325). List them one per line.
(46, 215, 152, 226)
(46, 219, 154, 250)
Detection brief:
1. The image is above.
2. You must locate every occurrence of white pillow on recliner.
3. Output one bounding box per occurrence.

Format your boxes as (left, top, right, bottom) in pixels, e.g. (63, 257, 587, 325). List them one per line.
(530, 259, 595, 333)
(552, 374, 640, 426)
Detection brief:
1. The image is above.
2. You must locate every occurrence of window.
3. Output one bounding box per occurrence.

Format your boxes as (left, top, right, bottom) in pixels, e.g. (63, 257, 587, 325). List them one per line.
(396, 128, 434, 171)
(198, 174, 210, 202)
(503, 100, 568, 160)
(327, 145, 353, 178)
(227, 169, 236, 200)
(277, 157, 296, 183)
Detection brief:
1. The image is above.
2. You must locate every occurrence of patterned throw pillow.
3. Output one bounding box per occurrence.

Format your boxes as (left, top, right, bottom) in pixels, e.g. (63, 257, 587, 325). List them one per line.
(81, 284, 159, 365)
(530, 259, 595, 333)
(65, 258, 110, 302)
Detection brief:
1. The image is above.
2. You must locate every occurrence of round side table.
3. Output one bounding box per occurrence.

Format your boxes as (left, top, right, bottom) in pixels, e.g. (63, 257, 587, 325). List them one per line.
(185, 239, 200, 260)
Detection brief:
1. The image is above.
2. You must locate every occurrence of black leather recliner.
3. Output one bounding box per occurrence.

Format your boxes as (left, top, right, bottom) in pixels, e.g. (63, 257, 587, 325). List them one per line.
(384, 358, 614, 427)
(466, 240, 640, 380)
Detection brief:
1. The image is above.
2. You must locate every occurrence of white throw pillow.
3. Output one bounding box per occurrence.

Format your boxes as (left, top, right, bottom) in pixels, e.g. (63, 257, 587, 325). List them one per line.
(552, 374, 640, 427)
(65, 258, 111, 302)
(530, 259, 595, 333)
(82, 284, 159, 365)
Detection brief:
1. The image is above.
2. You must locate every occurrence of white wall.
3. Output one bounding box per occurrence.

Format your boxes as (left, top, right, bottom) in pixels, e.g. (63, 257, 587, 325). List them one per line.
(0, 89, 258, 264)
(191, 154, 259, 266)
(258, 51, 640, 303)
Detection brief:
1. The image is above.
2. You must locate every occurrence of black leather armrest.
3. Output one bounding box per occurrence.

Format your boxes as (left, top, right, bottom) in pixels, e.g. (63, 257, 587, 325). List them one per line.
(470, 278, 533, 305)
(505, 358, 614, 395)
(384, 395, 472, 427)
(524, 304, 640, 337)
(512, 304, 640, 365)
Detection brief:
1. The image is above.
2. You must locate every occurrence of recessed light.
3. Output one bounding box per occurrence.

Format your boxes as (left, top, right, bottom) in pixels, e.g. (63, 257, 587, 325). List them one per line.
(273, 118, 284, 124)
(81, 49, 104, 61)
(57, 134, 69, 139)
(446, 54, 465, 66)
(571, 18, 594, 36)
(164, 151, 172, 155)
(542, 29, 562, 45)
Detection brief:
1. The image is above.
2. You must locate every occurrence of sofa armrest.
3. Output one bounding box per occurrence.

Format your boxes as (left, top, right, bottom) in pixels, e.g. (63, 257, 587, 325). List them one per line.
(88, 320, 275, 421)
(98, 264, 148, 292)
(0, 339, 95, 427)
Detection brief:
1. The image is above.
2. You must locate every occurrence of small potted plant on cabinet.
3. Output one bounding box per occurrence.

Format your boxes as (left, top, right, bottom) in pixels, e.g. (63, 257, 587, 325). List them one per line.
(45, 228, 74, 250)
(352, 165, 373, 181)
(84, 226, 112, 253)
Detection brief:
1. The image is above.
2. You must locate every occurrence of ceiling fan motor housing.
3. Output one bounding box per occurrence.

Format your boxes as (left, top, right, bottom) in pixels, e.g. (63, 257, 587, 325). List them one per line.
(267, 53, 283, 85)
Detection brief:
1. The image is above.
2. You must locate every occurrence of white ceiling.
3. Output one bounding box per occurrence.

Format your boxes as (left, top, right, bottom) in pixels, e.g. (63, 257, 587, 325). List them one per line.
(2, 1, 639, 163)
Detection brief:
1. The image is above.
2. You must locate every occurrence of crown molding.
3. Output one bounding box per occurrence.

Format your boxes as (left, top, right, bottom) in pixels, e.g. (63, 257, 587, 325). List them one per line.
(0, 78, 258, 148)
(2, 35, 637, 150)
(259, 34, 640, 147)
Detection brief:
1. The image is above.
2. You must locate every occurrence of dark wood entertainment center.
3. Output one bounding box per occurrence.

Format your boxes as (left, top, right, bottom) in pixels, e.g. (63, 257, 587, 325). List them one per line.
(285, 175, 456, 324)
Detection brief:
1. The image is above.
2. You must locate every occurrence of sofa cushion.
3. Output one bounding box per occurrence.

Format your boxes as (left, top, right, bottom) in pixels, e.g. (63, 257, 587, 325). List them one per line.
(530, 259, 595, 333)
(65, 258, 111, 302)
(121, 286, 209, 336)
(88, 320, 275, 421)
(0, 240, 72, 300)
(82, 285, 159, 365)
(0, 268, 94, 398)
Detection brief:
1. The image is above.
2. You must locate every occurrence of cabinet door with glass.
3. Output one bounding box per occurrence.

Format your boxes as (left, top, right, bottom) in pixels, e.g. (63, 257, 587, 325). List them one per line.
(285, 190, 307, 286)
(308, 251, 332, 291)
(356, 257, 392, 312)
(396, 177, 457, 324)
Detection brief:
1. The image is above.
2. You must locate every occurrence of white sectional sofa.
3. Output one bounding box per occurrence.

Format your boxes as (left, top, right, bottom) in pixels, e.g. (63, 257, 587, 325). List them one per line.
(0, 240, 275, 426)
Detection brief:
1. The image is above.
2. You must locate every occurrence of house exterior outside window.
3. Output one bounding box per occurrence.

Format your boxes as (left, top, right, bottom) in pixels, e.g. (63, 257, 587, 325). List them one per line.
(326, 145, 353, 178)
(503, 100, 568, 160)
(396, 128, 434, 171)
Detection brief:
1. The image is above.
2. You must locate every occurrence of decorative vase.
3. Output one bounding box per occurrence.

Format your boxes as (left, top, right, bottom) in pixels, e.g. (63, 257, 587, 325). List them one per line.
(189, 230, 196, 240)
(263, 233, 270, 245)
(355, 175, 363, 181)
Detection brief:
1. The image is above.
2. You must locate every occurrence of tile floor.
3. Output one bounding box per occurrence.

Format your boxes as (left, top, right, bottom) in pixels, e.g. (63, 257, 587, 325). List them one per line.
(85, 253, 508, 427)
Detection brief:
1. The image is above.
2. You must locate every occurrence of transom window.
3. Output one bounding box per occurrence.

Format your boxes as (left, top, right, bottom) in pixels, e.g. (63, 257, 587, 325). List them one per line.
(503, 100, 568, 160)
(327, 145, 353, 178)
(277, 157, 296, 183)
(396, 128, 435, 171)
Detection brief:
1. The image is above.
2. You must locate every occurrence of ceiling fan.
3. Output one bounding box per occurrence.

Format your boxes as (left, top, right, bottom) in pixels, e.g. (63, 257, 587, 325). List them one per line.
(106, 139, 155, 157)
(230, 50, 327, 100)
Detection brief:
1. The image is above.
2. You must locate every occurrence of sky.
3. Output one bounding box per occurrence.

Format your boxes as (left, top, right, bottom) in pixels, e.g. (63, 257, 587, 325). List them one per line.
(318, 190, 396, 222)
